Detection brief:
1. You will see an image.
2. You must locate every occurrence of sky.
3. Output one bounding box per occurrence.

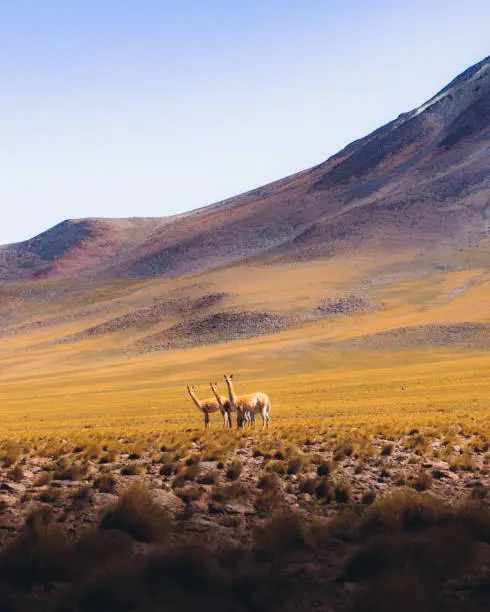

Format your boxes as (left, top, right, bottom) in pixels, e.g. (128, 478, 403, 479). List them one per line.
(0, 1, 489, 245)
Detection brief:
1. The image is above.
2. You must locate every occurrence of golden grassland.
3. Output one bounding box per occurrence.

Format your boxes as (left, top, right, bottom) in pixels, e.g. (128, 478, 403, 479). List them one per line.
(2, 254, 490, 610)
(1, 250, 490, 447)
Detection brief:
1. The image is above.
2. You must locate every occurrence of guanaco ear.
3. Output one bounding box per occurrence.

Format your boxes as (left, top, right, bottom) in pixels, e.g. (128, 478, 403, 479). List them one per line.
(230, 374, 233, 379)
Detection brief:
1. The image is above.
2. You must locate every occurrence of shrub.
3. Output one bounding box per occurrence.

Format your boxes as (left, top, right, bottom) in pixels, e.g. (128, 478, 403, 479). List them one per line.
(94, 473, 119, 493)
(287, 455, 306, 474)
(175, 486, 203, 505)
(362, 490, 377, 505)
(470, 484, 488, 500)
(431, 469, 446, 480)
(226, 459, 243, 481)
(107, 450, 121, 463)
(100, 483, 172, 543)
(210, 483, 247, 503)
(380, 443, 393, 456)
(334, 443, 354, 461)
(411, 472, 433, 492)
(344, 525, 476, 587)
(39, 486, 64, 503)
(159, 463, 176, 476)
(317, 460, 335, 477)
(121, 463, 146, 476)
(252, 447, 266, 458)
(254, 488, 283, 517)
(334, 482, 351, 503)
(253, 510, 307, 560)
(33, 471, 52, 487)
(0, 444, 21, 468)
(181, 462, 200, 481)
(85, 443, 102, 460)
(299, 477, 317, 495)
(196, 471, 218, 485)
(54, 457, 87, 481)
(0, 508, 73, 588)
(265, 459, 286, 474)
(7, 465, 24, 482)
(350, 567, 438, 612)
(70, 485, 94, 511)
(315, 478, 334, 502)
(449, 452, 476, 472)
(361, 488, 454, 535)
(185, 454, 200, 466)
(257, 473, 279, 491)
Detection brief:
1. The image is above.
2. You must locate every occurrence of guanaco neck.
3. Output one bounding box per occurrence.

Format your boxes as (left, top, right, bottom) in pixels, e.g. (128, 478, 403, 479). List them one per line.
(225, 378, 237, 407)
(210, 385, 223, 409)
(187, 388, 203, 412)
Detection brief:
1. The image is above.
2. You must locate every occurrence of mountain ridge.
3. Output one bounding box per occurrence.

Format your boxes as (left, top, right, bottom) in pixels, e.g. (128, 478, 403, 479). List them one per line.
(1, 55, 489, 282)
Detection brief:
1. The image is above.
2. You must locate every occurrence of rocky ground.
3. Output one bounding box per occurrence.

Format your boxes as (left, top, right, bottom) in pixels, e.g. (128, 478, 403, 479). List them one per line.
(0, 428, 489, 610)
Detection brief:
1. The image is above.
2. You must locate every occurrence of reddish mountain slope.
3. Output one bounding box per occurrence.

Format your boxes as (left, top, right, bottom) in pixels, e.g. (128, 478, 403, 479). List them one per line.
(1, 55, 489, 282)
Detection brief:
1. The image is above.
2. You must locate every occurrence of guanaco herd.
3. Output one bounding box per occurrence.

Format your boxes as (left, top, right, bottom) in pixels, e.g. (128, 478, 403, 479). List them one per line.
(186, 374, 271, 430)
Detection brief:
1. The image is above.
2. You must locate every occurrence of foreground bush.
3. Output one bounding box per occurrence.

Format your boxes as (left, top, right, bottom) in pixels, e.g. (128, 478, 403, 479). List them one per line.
(100, 482, 172, 543)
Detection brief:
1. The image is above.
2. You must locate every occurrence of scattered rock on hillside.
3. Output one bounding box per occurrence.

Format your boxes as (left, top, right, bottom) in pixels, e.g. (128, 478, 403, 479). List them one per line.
(316, 294, 374, 316)
(138, 311, 288, 351)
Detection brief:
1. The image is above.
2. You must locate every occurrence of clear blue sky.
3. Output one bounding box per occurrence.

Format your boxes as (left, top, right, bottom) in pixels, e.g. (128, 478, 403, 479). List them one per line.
(1, 0, 489, 245)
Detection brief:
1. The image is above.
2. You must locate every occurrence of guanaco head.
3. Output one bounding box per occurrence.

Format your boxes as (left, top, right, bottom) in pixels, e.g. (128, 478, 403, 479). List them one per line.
(210, 381, 218, 394)
(186, 384, 196, 397)
(223, 374, 233, 383)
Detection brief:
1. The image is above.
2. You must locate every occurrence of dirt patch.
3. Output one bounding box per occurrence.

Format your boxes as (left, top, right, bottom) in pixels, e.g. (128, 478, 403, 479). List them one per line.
(139, 311, 288, 351)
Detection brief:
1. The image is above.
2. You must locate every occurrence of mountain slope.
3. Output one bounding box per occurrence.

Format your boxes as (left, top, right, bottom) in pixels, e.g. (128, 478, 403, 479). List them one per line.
(1, 56, 489, 283)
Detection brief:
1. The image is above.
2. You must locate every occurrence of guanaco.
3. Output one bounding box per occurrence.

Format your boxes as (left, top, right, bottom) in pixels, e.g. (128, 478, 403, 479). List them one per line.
(223, 374, 271, 429)
(186, 385, 222, 429)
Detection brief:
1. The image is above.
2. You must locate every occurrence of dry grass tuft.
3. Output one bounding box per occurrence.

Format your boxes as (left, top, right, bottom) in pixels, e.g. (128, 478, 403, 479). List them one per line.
(38, 486, 64, 503)
(196, 471, 218, 485)
(0, 443, 21, 468)
(361, 488, 454, 535)
(33, 471, 52, 487)
(175, 485, 203, 504)
(411, 472, 433, 491)
(253, 510, 308, 560)
(226, 459, 243, 481)
(286, 454, 307, 474)
(121, 463, 146, 476)
(334, 482, 352, 503)
(317, 460, 335, 476)
(53, 457, 88, 481)
(380, 443, 394, 456)
(449, 451, 477, 472)
(210, 482, 247, 504)
(100, 483, 172, 543)
(299, 477, 317, 495)
(7, 465, 24, 482)
(362, 490, 377, 505)
(94, 473, 119, 493)
(265, 459, 286, 474)
(0, 508, 73, 588)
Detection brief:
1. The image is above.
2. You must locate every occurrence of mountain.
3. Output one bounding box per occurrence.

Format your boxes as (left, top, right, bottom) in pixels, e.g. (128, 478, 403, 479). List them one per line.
(1, 55, 489, 283)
